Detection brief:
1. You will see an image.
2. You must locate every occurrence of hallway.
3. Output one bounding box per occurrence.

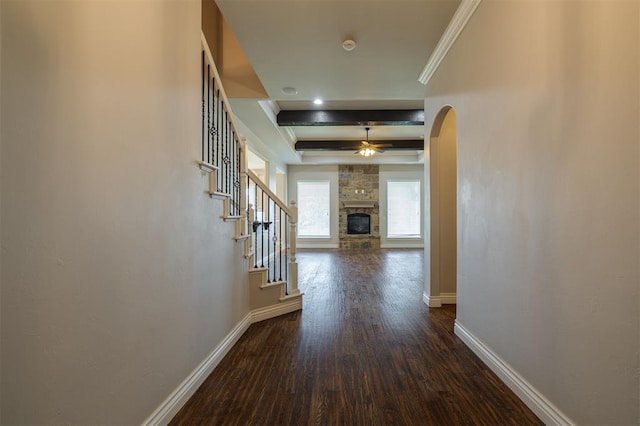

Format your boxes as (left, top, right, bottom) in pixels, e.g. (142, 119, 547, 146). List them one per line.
(171, 249, 541, 425)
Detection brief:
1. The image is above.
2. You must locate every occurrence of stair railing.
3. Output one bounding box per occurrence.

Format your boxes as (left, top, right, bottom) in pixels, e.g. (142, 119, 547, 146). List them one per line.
(200, 32, 297, 296)
(246, 170, 299, 297)
(200, 35, 244, 220)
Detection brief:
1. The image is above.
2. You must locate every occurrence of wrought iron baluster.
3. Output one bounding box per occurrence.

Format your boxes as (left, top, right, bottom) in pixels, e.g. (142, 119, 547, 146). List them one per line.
(216, 89, 221, 190)
(211, 76, 216, 165)
(225, 115, 231, 196)
(222, 111, 227, 195)
(224, 120, 229, 196)
(247, 174, 251, 236)
(220, 108, 225, 193)
(226, 118, 231, 196)
(205, 65, 211, 163)
(227, 125, 233, 194)
(231, 132, 235, 213)
(221, 110, 225, 194)
(254, 182, 258, 268)
(261, 189, 265, 269)
(235, 138, 240, 215)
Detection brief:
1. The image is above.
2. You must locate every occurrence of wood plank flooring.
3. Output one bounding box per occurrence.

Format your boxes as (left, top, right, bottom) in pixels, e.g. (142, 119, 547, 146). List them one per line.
(171, 249, 542, 425)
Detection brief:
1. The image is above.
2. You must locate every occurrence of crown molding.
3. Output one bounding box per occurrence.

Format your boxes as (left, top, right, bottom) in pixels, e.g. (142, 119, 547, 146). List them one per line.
(418, 0, 482, 85)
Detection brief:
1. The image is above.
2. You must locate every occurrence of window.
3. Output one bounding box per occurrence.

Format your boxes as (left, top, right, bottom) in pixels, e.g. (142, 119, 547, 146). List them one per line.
(387, 180, 421, 238)
(297, 180, 330, 238)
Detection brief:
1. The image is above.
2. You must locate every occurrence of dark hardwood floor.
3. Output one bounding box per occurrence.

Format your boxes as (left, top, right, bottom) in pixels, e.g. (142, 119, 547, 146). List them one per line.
(171, 249, 542, 425)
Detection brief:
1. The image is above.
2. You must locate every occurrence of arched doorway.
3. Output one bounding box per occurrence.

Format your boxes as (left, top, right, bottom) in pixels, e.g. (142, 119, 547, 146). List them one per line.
(425, 106, 457, 307)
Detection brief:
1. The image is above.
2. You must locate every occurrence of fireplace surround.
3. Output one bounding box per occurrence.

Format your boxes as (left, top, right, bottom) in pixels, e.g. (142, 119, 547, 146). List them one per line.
(339, 165, 380, 249)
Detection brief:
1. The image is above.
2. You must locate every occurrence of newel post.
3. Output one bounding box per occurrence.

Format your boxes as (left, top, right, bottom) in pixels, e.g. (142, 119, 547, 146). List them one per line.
(288, 200, 300, 295)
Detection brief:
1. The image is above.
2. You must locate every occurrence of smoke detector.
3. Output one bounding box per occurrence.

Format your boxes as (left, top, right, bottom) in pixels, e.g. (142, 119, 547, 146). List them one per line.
(342, 39, 356, 51)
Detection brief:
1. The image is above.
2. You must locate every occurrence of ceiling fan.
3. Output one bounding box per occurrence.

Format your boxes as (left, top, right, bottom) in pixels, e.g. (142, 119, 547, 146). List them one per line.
(355, 127, 392, 157)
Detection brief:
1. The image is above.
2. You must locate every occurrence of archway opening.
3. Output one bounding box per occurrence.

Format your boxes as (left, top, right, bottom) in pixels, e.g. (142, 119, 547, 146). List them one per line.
(425, 106, 457, 308)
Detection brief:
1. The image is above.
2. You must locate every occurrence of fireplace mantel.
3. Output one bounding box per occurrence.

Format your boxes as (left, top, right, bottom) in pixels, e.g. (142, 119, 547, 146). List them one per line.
(342, 200, 377, 208)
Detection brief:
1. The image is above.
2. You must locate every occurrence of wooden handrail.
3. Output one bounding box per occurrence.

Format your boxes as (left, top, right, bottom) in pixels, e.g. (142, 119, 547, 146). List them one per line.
(247, 169, 293, 217)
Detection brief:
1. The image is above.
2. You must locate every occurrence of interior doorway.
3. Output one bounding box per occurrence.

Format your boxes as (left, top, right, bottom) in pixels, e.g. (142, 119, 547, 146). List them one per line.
(425, 106, 457, 307)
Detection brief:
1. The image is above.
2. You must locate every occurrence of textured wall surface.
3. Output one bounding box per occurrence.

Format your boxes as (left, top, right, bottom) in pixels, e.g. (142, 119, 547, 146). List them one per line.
(424, 1, 639, 423)
(0, 1, 250, 423)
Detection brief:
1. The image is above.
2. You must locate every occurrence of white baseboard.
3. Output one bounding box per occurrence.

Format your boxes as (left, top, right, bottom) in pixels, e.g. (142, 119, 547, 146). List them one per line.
(454, 321, 573, 426)
(251, 296, 303, 323)
(423, 292, 442, 307)
(296, 242, 339, 249)
(143, 312, 252, 425)
(145, 292, 304, 425)
(440, 292, 457, 304)
(423, 292, 456, 307)
(380, 242, 424, 249)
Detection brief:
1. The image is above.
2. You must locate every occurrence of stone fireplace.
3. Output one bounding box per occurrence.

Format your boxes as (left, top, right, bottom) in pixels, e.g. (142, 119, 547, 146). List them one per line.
(339, 165, 380, 249)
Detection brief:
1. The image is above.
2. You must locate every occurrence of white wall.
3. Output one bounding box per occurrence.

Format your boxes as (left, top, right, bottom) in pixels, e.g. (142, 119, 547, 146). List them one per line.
(263, 150, 287, 197)
(379, 164, 424, 248)
(424, 1, 639, 424)
(288, 165, 340, 248)
(0, 1, 250, 423)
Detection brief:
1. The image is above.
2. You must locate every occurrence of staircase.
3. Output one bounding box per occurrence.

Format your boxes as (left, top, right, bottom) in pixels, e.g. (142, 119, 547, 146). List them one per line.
(198, 34, 303, 321)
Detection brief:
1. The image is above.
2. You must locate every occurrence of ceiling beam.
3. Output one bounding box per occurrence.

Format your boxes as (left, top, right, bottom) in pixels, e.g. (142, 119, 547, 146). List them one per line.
(277, 110, 424, 127)
(295, 139, 424, 151)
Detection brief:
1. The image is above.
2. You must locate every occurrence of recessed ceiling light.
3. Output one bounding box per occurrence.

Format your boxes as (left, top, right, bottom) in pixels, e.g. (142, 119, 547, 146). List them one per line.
(281, 86, 298, 95)
(313, 99, 323, 105)
(342, 39, 356, 51)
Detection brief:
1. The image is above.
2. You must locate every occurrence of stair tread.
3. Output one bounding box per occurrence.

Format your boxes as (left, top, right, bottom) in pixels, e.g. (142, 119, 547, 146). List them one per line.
(211, 191, 231, 198)
(260, 280, 286, 289)
(280, 292, 303, 301)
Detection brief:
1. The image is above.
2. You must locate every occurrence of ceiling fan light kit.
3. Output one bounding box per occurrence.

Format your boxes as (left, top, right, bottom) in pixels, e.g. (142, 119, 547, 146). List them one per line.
(356, 127, 387, 157)
(359, 147, 376, 157)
